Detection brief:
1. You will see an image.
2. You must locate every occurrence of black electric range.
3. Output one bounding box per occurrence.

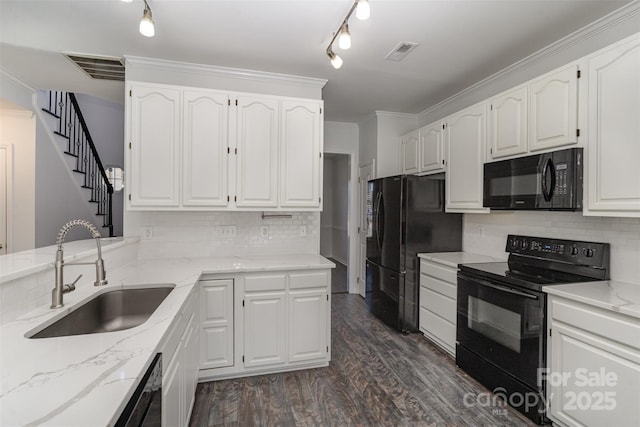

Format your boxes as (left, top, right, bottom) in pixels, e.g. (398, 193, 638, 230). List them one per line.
(456, 235, 610, 425)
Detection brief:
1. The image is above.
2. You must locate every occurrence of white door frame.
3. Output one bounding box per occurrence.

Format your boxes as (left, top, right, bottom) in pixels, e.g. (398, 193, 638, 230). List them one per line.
(0, 144, 13, 255)
(323, 149, 359, 294)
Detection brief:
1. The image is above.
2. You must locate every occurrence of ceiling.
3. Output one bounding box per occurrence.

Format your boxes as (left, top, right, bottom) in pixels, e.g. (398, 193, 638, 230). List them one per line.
(0, 0, 632, 123)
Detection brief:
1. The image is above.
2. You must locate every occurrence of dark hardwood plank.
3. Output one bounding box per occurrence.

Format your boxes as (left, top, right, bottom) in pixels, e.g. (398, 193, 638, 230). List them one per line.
(190, 294, 535, 427)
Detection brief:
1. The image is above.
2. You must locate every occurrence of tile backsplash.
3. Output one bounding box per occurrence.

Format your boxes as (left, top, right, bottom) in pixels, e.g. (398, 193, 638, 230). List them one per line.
(126, 211, 320, 259)
(463, 211, 640, 284)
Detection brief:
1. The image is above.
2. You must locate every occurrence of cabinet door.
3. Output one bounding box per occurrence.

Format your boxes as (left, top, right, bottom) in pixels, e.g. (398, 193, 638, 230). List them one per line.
(129, 85, 181, 207)
(235, 96, 279, 207)
(549, 322, 640, 427)
(244, 292, 286, 367)
(585, 34, 640, 216)
(279, 100, 322, 208)
(445, 103, 489, 213)
(401, 130, 420, 174)
(529, 64, 578, 151)
(418, 122, 445, 174)
(200, 279, 234, 369)
(162, 349, 182, 427)
(488, 85, 528, 159)
(288, 289, 328, 363)
(182, 90, 229, 207)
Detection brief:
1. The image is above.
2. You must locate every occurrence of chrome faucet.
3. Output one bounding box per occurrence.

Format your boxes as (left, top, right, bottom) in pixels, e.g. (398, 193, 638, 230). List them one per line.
(51, 220, 108, 309)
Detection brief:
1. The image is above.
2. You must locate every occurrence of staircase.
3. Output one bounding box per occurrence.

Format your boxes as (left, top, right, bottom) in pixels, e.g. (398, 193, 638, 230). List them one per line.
(41, 91, 114, 237)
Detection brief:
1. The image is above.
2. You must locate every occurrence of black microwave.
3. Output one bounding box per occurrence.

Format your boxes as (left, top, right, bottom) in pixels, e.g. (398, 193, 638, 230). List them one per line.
(483, 147, 583, 211)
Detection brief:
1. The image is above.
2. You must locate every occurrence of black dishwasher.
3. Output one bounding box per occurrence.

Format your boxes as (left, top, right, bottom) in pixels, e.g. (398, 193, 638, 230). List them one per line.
(115, 353, 162, 427)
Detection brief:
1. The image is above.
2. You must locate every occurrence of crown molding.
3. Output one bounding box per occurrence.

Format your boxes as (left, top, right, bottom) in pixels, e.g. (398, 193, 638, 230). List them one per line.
(325, 120, 358, 128)
(375, 110, 418, 120)
(418, 0, 640, 120)
(0, 69, 37, 93)
(124, 56, 327, 89)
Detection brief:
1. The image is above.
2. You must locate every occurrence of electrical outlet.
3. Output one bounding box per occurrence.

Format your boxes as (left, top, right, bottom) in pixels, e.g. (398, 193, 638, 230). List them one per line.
(142, 227, 153, 240)
(299, 225, 307, 237)
(219, 226, 237, 237)
(260, 226, 269, 238)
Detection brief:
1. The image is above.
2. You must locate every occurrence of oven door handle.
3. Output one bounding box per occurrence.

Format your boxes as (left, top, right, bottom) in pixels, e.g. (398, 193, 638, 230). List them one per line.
(474, 278, 539, 300)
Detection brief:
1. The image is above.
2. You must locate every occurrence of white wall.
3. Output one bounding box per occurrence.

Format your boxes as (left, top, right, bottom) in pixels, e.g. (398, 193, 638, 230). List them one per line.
(331, 155, 349, 264)
(320, 158, 334, 257)
(74, 94, 124, 237)
(0, 109, 35, 252)
(464, 212, 640, 284)
(358, 114, 377, 169)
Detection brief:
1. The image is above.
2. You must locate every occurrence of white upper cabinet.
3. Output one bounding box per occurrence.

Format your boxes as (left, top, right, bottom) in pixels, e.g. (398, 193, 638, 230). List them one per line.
(235, 95, 279, 208)
(401, 130, 420, 174)
(279, 100, 323, 208)
(445, 103, 490, 213)
(126, 82, 323, 211)
(584, 33, 640, 217)
(401, 123, 445, 176)
(129, 85, 181, 207)
(488, 85, 528, 159)
(182, 90, 229, 207)
(419, 121, 445, 174)
(529, 63, 579, 151)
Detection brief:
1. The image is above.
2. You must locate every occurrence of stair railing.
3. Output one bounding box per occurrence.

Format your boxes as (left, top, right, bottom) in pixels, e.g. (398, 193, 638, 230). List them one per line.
(42, 91, 114, 237)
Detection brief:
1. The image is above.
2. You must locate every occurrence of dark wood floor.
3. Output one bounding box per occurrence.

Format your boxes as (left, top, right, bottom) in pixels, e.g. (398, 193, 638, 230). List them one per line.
(189, 294, 535, 426)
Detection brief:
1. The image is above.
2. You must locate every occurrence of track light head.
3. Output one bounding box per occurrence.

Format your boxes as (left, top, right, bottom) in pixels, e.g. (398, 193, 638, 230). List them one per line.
(327, 50, 343, 69)
(356, 0, 370, 20)
(139, 1, 155, 37)
(338, 24, 351, 50)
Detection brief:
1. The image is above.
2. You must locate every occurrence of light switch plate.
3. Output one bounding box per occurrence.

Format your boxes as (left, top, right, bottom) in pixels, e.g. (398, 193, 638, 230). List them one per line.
(219, 226, 237, 237)
(299, 225, 307, 237)
(142, 227, 153, 240)
(260, 226, 269, 238)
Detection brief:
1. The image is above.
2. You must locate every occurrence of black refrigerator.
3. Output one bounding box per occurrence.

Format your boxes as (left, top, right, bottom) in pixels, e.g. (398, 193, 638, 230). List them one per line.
(365, 174, 462, 332)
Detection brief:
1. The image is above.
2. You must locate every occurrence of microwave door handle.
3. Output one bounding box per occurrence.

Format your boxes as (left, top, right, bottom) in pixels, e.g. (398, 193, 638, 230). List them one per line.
(474, 278, 539, 300)
(541, 158, 555, 202)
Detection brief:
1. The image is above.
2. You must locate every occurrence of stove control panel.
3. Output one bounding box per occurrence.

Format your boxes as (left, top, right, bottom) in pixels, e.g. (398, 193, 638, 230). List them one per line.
(506, 235, 610, 267)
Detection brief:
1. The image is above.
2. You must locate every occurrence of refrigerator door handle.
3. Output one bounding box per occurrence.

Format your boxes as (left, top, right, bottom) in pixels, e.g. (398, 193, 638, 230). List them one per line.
(375, 193, 382, 251)
(378, 192, 385, 249)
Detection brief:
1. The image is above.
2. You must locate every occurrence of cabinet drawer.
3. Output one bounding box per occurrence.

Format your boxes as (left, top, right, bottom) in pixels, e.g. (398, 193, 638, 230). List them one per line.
(245, 274, 286, 292)
(419, 307, 455, 355)
(420, 259, 457, 284)
(420, 287, 456, 323)
(420, 274, 456, 300)
(289, 270, 329, 289)
(551, 297, 640, 350)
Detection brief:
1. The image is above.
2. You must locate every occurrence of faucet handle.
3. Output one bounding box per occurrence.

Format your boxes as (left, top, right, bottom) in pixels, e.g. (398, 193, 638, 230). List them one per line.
(64, 274, 82, 294)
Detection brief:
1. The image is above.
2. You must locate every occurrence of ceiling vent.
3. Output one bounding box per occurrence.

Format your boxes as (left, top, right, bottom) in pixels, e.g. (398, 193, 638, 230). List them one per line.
(384, 42, 419, 62)
(63, 53, 125, 81)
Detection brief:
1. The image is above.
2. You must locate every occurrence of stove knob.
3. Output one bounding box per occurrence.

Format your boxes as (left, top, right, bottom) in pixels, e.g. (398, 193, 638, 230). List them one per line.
(586, 248, 595, 257)
(511, 238, 519, 248)
(521, 240, 528, 250)
(570, 246, 579, 256)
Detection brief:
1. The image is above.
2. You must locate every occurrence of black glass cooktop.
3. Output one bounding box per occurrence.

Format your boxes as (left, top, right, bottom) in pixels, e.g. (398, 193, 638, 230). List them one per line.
(459, 261, 599, 293)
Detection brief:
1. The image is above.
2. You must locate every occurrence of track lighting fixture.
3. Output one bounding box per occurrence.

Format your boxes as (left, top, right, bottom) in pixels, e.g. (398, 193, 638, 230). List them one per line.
(338, 24, 351, 50)
(327, 49, 343, 69)
(356, 0, 370, 21)
(325, 0, 371, 68)
(139, 0, 155, 37)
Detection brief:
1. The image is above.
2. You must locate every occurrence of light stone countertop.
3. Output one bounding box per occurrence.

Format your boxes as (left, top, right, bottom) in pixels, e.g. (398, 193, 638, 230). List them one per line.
(0, 252, 334, 426)
(418, 251, 505, 268)
(0, 237, 130, 284)
(544, 280, 640, 319)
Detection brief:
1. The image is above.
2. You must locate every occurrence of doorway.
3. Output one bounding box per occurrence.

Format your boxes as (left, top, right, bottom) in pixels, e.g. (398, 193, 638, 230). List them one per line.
(320, 153, 350, 294)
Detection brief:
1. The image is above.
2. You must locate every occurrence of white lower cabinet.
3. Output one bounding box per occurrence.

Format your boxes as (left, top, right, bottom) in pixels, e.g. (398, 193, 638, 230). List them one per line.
(198, 268, 331, 381)
(161, 288, 199, 427)
(418, 259, 457, 356)
(200, 279, 234, 369)
(547, 295, 640, 427)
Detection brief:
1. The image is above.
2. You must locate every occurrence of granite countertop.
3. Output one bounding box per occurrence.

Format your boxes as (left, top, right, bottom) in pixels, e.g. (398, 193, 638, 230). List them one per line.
(0, 253, 334, 426)
(418, 251, 505, 268)
(544, 280, 640, 319)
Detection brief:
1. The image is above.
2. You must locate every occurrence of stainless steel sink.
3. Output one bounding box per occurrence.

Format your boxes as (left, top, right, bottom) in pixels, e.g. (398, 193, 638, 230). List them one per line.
(28, 285, 175, 339)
